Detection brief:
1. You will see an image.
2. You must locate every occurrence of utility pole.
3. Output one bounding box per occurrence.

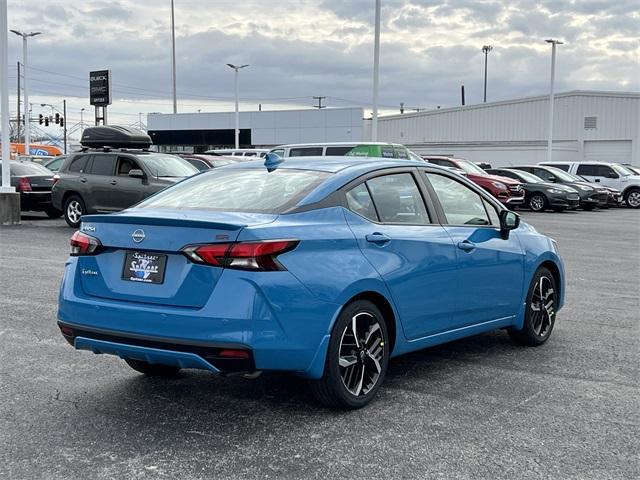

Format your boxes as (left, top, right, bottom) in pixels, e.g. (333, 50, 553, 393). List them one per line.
(170, 0, 177, 113)
(482, 45, 492, 103)
(371, 0, 381, 141)
(546, 39, 563, 163)
(399, 102, 404, 114)
(80, 108, 85, 134)
(313, 96, 326, 109)
(461, 85, 466, 106)
(62, 99, 67, 154)
(16, 61, 20, 142)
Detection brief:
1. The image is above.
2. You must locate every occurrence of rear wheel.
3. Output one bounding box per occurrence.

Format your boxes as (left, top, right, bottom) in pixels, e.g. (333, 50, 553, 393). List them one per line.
(64, 195, 85, 228)
(124, 358, 181, 376)
(624, 188, 640, 208)
(508, 267, 557, 346)
(528, 193, 547, 212)
(45, 207, 63, 219)
(311, 300, 389, 409)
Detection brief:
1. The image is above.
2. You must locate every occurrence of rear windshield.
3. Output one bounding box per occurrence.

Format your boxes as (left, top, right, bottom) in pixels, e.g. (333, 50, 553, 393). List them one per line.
(140, 153, 198, 177)
(136, 168, 330, 213)
(10, 162, 54, 175)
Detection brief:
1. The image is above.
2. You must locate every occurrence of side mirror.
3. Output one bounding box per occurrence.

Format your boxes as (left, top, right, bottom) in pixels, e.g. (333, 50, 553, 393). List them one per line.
(499, 210, 520, 239)
(128, 168, 145, 178)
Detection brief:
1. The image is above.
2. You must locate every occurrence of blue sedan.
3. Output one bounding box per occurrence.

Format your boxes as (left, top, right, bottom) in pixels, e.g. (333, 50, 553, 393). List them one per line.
(58, 155, 565, 409)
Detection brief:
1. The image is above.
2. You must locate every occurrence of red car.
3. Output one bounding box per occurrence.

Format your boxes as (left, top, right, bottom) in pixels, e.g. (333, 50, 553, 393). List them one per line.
(423, 156, 525, 207)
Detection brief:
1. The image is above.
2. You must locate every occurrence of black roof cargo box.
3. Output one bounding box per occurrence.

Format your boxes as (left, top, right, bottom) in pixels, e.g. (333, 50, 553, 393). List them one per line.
(81, 126, 152, 149)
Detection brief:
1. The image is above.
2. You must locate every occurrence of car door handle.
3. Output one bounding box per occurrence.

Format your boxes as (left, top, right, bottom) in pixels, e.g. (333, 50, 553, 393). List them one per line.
(366, 232, 391, 244)
(457, 240, 476, 251)
(110, 180, 117, 185)
(79, 177, 87, 183)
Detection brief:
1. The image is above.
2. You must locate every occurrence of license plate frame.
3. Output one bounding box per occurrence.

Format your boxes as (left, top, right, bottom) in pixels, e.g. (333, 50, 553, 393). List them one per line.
(121, 251, 167, 284)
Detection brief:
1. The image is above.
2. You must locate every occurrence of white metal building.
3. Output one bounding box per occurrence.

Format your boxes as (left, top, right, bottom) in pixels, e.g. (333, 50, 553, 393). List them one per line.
(372, 90, 640, 166)
(147, 107, 364, 151)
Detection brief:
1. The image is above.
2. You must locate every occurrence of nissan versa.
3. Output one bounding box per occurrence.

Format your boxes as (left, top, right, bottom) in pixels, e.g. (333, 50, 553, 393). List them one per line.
(57, 155, 565, 409)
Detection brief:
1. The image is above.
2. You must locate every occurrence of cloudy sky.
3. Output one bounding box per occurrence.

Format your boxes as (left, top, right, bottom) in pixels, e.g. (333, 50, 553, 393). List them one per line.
(5, 0, 640, 136)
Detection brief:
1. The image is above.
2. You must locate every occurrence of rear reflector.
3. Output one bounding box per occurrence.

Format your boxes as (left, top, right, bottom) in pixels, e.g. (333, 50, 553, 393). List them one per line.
(218, 349, 250, 359)
(182, 240, 298, 271)
(70, 231, 102, 256)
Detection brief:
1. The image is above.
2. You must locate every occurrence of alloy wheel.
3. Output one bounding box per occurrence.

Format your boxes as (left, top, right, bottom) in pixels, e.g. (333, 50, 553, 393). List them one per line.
(338, 312, 385, 397)
(530, 275, 555, 337)
(627, 191, 640, 208)
(67, 200, 82, 224)
(530, 195, 545, 212)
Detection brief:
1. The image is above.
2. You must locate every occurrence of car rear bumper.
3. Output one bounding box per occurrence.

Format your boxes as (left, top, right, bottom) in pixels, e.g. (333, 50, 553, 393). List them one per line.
(20, 191, 52, 211)
(57, 258, 339, 378)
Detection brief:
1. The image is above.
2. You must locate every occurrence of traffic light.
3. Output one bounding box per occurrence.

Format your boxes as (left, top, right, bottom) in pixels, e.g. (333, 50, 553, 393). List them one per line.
(44, 116, 49, 127)
(59, 117, 64, 127)
(39, 114, 43, 125)
(55, 113, 60, 124)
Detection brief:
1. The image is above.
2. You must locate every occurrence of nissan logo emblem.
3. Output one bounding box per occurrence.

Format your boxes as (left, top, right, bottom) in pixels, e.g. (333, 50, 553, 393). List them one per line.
(132, 229, 145, 243)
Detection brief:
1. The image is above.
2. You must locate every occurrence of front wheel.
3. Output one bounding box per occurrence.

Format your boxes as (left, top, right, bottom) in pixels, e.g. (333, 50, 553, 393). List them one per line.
(508, 267, 557, 346)
(624, 189, 640, 208)
(63, 195, 85, 228)
(310, 300, 389, 409)
(528, 193, 547, 212)
(124, 358, 181, 376)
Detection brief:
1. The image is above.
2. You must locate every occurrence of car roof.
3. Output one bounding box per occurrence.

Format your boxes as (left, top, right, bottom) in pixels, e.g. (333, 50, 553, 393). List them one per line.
(273, 142, 403, 148)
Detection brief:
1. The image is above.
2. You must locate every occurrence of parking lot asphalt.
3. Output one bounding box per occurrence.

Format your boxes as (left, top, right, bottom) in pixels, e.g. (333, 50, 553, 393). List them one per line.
(1, 209, 638, 480)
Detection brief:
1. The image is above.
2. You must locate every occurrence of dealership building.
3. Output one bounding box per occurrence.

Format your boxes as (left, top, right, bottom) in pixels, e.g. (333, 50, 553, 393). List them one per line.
(147, 90, 639, 166)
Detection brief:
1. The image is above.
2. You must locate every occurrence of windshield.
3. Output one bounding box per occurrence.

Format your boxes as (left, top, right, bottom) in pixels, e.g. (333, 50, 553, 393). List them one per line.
(137, 168, 329, 213)
(509, 170, 543, 183)
(612, 164, 632, 176)
(457, 159, 487, 175)
(141, 153, 198, 177)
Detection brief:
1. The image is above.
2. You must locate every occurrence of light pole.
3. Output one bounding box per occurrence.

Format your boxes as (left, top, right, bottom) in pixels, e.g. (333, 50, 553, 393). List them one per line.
(545, 39, 563, 163)
(10, 29, 41, 158)
(371, 0, 381, 141)
(1, 0, 13, 192)
(80, 108, 85, 133)
(482, 45, 492, 103)
(170, 0, 177, 114)
(226, 63, 248, 149)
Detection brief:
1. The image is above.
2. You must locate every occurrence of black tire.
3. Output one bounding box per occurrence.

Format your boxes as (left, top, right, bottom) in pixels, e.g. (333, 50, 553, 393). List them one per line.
(45, 207, 63, 219)
(528, 193, 547, 212)
(63, 195, 85, 228)
(310, 300, 389, 409)
(624, 188, 640, 209)
(124, 358, 181, 376)
(508, 267, 557, 346)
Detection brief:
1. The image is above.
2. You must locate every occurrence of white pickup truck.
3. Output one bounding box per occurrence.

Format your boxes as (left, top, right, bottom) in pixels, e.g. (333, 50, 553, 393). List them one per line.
(539, 161, 640, 208)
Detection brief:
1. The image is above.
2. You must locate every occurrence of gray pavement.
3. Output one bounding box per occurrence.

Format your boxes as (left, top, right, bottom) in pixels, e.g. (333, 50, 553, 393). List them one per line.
(1, 209, 638, 479)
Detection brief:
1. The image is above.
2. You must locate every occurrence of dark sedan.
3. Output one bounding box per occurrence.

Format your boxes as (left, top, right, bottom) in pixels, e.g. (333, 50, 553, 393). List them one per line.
(486, 168, 580, 212)
(0, 161, 61, 217)
(511, 165, 607, 210)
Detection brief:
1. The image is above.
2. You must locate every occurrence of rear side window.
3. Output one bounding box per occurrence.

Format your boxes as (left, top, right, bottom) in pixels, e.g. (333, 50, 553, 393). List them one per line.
(576, 164, 597, 176)
(289, 147, 323, 157)
(137, 168, 329, 213)
(88, 155, 116, 176)
(426, 173, 491, 226)
(345, 183, 378, 222)
(366, 173, 429, 224)
(325, 146, 354, 156)
(68, 155, 90, 173)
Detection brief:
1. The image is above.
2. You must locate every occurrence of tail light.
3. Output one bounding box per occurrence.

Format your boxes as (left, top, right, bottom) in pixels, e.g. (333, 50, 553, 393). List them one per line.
(17, 177, 32, 192)
(182, 240, 298, 271)
(70, 231, 102, 256)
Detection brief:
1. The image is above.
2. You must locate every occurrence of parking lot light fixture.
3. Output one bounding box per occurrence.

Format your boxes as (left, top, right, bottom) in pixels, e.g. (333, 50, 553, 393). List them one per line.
(10, 29, 41, 159)
(226, 63, 249, 149)
(482, 45, 493, 103)
(371, 0, 381, 141)
(545, 39, 563, 163)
